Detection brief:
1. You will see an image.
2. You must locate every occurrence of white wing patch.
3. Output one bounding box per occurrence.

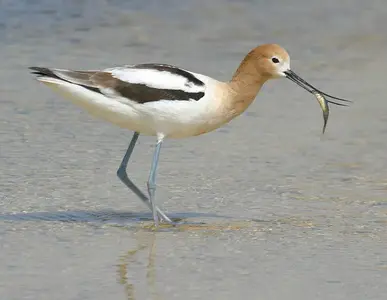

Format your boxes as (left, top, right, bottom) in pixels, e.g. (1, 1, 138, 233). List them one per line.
(107, 68, 205, 93)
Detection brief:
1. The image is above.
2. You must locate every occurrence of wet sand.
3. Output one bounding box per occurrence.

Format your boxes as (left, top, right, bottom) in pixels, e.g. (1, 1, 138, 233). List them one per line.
(1, 1, 387, 299)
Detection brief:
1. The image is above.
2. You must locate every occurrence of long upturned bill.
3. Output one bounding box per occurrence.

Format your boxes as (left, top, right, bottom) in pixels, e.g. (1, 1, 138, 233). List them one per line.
(284, 70, 351, 134)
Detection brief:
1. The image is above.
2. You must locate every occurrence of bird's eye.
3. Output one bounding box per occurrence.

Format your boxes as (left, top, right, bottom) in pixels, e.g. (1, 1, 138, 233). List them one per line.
(271, 57, 280, 64)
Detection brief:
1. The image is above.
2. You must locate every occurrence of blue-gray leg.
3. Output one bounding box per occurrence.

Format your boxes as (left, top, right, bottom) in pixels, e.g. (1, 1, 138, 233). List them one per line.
(117, 132, 171, 223)
(147, 139, 163, 226)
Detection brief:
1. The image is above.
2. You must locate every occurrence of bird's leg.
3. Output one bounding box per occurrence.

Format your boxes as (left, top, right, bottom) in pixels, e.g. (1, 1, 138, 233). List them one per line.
(116, 132, 172, 223)
(147, 138, 163, 227)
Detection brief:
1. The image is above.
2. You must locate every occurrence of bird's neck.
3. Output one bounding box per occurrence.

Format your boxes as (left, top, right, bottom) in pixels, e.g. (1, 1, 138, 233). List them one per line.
(226, 60, 269, 116)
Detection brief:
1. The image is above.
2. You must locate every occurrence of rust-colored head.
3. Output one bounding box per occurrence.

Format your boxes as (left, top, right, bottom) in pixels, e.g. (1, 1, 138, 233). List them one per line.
(252, 44, 290, 78)
(232, 44, 291, 82)
(230, 43, 351, 130)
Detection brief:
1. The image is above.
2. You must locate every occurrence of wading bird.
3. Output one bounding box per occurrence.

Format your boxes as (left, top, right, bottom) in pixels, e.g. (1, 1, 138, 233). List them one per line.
(29, 44, 350, 226)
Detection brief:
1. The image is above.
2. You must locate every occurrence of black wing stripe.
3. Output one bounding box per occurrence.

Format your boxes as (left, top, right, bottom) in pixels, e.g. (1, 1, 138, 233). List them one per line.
(30, 66, 206, 103)
(132, 63, 205, 87)
(115, 83, 204, 102)
(92, 72, 205, 103)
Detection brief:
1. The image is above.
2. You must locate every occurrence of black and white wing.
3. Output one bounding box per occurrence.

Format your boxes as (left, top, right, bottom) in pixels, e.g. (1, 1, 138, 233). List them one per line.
(29, 63, 207, 103)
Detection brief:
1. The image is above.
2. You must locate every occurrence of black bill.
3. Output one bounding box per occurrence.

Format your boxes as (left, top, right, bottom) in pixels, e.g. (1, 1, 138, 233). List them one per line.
(284, 70, 351, 133)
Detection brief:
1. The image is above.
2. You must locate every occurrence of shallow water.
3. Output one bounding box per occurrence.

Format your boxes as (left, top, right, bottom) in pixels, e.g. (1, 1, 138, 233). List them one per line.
(1, 1, 387, 299)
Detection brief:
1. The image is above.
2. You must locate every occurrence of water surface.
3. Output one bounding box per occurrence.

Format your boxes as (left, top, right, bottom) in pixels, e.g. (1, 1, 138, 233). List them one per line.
(1, 1, 387, 299)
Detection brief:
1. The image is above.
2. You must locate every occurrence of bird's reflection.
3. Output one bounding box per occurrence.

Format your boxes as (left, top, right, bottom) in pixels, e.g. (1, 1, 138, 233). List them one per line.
(117, 232, 161, 300)
(115, 219, 259, 299)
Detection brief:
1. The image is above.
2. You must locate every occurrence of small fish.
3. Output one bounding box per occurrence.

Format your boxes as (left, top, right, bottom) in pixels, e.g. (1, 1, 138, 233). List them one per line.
(284, 69, 351, 134)
(313, 91, 329, 134)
